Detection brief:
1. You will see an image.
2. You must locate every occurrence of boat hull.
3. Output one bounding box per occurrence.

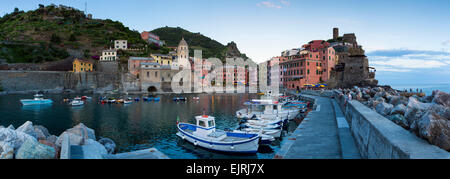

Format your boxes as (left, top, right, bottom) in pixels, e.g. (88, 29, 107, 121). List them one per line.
(177, 124, 260, 154)
(20, 99, 53, 106)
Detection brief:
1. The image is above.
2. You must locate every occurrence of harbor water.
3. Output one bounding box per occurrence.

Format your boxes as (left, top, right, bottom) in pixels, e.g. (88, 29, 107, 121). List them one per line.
(0, 93, 299, 159)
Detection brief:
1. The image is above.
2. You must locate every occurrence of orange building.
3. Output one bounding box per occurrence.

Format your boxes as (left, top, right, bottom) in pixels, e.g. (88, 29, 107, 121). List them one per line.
(72, 58, 93, 72)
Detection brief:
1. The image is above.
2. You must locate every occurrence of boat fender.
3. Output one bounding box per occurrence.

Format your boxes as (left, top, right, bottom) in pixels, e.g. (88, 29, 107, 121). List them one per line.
(182, 136, 185, 140)
(230, 145, 234, 150)
(194, 141, 198, 146)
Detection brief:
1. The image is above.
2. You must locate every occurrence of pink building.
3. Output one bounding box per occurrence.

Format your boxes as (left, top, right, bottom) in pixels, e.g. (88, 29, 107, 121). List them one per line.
(280, 40, 336, 90)
(128, 57, 155, 76)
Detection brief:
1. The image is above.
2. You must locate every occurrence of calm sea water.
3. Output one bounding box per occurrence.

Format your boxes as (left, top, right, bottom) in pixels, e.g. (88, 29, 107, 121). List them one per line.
(0, 93, 295, 159)
(383, 83, 450, 96)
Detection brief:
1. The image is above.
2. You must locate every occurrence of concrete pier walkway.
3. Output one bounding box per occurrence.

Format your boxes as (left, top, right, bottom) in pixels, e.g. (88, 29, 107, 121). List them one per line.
(275, 94, 360, 159)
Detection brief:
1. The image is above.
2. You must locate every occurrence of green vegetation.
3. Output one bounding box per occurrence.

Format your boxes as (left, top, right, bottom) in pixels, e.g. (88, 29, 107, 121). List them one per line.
(151, 27, 248, 60)
(0, 5, 148, 63)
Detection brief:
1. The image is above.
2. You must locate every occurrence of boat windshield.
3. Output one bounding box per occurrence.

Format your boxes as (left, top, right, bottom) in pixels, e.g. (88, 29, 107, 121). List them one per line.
(208, 120, 215, 127)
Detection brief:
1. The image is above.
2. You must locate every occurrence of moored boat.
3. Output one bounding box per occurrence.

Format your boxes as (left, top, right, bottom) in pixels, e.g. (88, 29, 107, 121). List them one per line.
(70, 100, 84, 106)
(177, 115, 260, 154)
(20, 94, 53, 106)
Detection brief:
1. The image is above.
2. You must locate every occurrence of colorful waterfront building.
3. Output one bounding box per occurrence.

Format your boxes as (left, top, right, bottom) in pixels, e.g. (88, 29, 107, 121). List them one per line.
(151, 54, 174, 66)
(280, 40, 336, 90)
(128, 57, 155, 76)
(72, 58, 93, 72)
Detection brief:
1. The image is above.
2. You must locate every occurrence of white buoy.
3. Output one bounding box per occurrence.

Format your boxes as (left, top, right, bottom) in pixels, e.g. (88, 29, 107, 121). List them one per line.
(194, 141, 198, 146)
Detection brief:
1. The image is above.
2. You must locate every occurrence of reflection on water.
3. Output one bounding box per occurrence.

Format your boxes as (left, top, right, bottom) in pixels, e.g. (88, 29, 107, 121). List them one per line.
(0, 93, 292, 159)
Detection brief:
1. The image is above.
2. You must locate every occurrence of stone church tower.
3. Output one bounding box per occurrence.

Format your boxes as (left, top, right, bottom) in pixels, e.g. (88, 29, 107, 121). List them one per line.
(176, 37, 190, 69)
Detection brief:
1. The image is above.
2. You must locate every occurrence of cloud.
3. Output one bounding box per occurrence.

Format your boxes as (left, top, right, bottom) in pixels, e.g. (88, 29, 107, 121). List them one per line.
(257, 0, 290, 9)
(367, 49, 450, 72)
(443, 40, 450, 46)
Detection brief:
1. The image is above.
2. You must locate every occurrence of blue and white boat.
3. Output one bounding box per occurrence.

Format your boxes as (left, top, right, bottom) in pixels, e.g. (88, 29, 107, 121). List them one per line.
(20, 94, 53, 106)
(70, 100, 84, 106)
(283, 101, 308, 113)
(177, 115, 261, 154)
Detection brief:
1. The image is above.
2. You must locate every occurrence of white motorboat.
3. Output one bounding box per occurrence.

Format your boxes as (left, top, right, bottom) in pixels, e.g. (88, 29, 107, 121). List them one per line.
(245, 117, 283, 126)
(20, 94, 53, 106)
(236, 99, 299, 121)
(177, 115, 260, 154)
(70, 100, 84, 106)
(239, 128, 282, 138)
(244, 122, 281, 130)
(232, 130, 275, 145)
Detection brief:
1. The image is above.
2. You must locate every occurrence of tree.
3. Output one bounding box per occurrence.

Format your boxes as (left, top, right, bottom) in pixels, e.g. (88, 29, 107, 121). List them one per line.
(69, 33, 77, 42)
(50, 33, 61, 44)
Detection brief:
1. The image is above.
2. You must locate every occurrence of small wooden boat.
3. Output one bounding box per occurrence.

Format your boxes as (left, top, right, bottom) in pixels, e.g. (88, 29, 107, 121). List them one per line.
(177, 115, 260, 154)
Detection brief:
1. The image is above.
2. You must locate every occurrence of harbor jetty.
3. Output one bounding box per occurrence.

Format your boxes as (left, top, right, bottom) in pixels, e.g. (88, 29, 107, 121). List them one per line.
(0, 121, 168, 159)
(276, 89, 450, 159)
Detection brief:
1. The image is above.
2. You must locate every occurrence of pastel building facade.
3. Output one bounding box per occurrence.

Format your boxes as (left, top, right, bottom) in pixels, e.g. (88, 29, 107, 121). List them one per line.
(100, 49, 117, 61)
(280, 40, 336, 90)
(72, 58, 93, 72)
(128, 57, 155, 76)
(114, 40, 128, 50)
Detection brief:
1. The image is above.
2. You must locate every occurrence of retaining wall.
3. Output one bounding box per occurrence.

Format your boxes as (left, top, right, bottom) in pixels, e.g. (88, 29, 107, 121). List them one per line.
(333, 91, 450, 159)
(0, 70, 119, 94)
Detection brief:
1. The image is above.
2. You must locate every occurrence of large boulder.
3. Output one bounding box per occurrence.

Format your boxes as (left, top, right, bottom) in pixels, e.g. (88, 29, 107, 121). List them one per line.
(404, 97, 432, 132)
(432, 90, 450, 108)
(0, 142, 14, 159)
(387, 114, 409, 129)
(55, 123, 96, 147)
(388, 96, 408, 106)
(16, 121, 37, 139)
(39, 140, 59, 159)
(33, 125, 50, 141)
(417, 105, 450, 150)
(16, 139, 55, 159)
(98, 137, 116, 154)
(82, 139, 108, 159)
(391, 104, 407, 116)
(0, 128, 36, 151)
(375, 102, 394, 116)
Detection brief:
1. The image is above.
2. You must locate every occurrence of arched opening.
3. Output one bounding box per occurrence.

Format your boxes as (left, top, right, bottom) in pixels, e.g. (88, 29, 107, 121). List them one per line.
(147, 86, 157, 93)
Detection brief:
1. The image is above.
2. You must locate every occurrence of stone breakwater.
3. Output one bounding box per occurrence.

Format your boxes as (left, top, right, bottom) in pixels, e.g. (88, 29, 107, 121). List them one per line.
(335, 86, 450, 151)
(0, 121, 116, 159)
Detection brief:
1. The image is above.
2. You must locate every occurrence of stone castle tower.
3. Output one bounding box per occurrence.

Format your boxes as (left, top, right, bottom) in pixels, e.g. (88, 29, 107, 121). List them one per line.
(333, 28, 339, 40)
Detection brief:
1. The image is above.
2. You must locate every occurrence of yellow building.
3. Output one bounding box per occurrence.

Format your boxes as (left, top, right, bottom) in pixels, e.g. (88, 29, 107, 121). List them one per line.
(150, 54, 173, 66)
(72, 58, 93, 72)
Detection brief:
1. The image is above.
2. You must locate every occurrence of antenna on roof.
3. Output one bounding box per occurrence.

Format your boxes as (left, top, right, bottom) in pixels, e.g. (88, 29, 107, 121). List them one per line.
(84, 2, 87, 14)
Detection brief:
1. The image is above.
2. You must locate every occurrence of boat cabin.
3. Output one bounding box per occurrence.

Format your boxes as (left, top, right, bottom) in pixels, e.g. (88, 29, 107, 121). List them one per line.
(193, 115, 216, 136)
(243, 99, 282, 115)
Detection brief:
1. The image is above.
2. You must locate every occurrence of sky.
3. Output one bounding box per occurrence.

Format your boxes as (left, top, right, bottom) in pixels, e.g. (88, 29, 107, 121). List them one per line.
(1, 0, 450, 87)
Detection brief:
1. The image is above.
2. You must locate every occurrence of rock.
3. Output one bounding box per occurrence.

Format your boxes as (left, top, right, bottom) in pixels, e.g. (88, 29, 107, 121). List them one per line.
(82, 139, 108, 159)
(375, 102, 394, 116)
(432, 90, 450, 108)
(0, 128, 36, 151)
(46, 135, 58, 144)
(55, 123, 96, 147)
(0, 142, 14, 159)
(39, 140, 59, 159)
(98, 137, 116, 154)
(16, 121, 36, 139)
(404, 97, 432, 132)
(391, 104, 407, 116)
(388, 114, 409, 129)
(417, 107, 450, 150)
(388, 96, 408, 106)
(16, 138, 55, 159)
(6, 125, 14, 130)
(34, 125, 50, 140)
(55, 131, 85, 147)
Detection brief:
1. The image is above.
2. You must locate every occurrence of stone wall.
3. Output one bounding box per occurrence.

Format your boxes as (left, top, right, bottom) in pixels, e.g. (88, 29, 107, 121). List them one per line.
(0, 70, 120, 94)
(333, 90, 450, 159)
